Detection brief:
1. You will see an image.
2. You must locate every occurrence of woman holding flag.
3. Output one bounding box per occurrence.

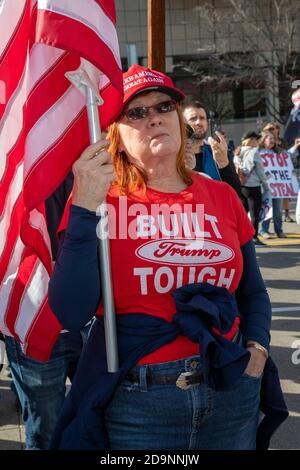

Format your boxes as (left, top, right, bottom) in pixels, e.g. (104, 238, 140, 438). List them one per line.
(48, 65, 281, 450)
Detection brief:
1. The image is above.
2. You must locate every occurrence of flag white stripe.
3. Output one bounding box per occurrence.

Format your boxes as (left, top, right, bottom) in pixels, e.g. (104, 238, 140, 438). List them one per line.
(38, 0, 121, 67)
(0, 0, 26, 57)
(0, 237, 25, 335)
(0, 69, 26, 179)
(15, 259, 49, 342)
(26, 43, 65, 96)
(28, 208, 52, 255)
(0, 163, 23, 256)
(24, 84, 85, 177)
(98, 73, 110, 91)
(0, 44, 64, 180)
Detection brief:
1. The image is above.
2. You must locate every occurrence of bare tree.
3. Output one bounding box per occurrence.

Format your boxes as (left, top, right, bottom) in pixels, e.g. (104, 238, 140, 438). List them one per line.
(177, 0, 300, 123)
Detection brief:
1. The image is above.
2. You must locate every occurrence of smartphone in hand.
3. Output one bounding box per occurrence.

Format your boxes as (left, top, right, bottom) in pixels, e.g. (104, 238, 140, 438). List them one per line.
(185, 124, 196, 140)
(212, 128, 221, 143)
(208, 112, 221, 143)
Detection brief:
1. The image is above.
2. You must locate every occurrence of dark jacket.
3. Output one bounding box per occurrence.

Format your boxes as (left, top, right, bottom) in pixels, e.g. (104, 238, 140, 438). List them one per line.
(45, 172, 73, 260)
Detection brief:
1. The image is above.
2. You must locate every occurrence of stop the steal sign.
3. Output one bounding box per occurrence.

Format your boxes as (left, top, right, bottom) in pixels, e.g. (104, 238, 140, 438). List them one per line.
(259, 151, 299, 198)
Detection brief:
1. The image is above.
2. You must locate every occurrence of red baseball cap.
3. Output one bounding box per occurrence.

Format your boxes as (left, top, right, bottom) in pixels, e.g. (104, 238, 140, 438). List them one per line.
(101, 64, 185, 128)
(122, 64, 185, 107)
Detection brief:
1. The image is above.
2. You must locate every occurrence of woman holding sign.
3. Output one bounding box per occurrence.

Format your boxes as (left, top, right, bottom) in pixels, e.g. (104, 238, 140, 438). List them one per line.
(263, 122, 300, 223)
(259, 131, 287, 239)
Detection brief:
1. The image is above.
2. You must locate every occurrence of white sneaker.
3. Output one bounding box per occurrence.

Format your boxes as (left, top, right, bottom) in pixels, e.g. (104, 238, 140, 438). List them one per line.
(260, 232, 271, 239)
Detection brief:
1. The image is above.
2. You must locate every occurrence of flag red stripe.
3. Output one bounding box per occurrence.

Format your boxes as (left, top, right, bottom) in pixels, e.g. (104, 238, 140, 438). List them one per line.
(0, 137, 25, 213)
(24, 299, 62, 361)
(36, 10, 122, 93)
(101, 78, 125, 129)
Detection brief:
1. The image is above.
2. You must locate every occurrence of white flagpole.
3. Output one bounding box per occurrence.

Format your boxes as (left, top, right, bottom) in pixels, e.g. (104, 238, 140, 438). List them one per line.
(85, 87, 119, 373)
(66, 65, 119, 373)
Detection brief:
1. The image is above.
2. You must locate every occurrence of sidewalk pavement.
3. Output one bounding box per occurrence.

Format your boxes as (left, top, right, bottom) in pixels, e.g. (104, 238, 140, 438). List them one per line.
(0, 365, 25, 449)
(0, 220, 300, 450)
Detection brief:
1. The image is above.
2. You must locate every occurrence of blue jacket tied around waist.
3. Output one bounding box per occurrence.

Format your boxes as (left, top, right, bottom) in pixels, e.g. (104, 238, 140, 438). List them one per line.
(50, 282, 287, 450)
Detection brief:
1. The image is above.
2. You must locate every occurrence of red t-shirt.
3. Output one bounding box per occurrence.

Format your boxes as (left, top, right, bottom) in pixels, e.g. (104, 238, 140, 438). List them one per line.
(59, 173, 254, 364)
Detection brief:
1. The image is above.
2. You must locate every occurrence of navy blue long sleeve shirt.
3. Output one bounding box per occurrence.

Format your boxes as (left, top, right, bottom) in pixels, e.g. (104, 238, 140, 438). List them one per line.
(48, 205, 271, 349)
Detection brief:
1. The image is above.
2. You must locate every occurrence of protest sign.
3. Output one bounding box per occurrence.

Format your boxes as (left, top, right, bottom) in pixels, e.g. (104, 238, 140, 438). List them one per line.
(259, 151, 299, 198)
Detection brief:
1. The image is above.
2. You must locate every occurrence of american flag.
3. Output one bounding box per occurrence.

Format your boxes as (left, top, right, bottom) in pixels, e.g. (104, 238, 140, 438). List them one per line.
(0, 0, 123, 360)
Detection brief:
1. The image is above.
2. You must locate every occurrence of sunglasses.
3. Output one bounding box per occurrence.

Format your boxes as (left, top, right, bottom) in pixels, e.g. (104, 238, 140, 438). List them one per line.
(123, 99, 177, 121)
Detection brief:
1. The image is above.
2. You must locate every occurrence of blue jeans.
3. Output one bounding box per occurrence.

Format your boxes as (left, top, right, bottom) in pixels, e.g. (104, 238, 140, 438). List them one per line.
(105, 354, 261, 450)
(5, 328, 89, 450)
(261, 198, 283, 235)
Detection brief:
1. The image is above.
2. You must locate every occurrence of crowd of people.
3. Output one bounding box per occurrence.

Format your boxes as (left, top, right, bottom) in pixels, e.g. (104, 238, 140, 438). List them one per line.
(234, 128, 300, 244)
(183, 105, 300, 246)
(2, 64, 295, 450)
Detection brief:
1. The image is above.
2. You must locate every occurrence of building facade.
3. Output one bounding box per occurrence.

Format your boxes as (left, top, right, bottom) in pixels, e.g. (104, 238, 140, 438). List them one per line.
(115, 0, 300, 143)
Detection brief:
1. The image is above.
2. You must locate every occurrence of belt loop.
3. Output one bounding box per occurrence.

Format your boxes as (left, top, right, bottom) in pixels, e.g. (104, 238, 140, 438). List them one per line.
(139, 365, 148, 392)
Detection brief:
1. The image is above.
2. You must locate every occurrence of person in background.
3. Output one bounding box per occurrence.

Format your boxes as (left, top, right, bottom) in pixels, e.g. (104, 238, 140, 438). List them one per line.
(263, 122, 300, 222)
(234, 131, 269, 246)
(182, 102, 242, 198)
(263, 122, 287, 149)
(4, 174, 90, 450)
(258, 131, 286, 239)
(48, 65, 275, 450)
